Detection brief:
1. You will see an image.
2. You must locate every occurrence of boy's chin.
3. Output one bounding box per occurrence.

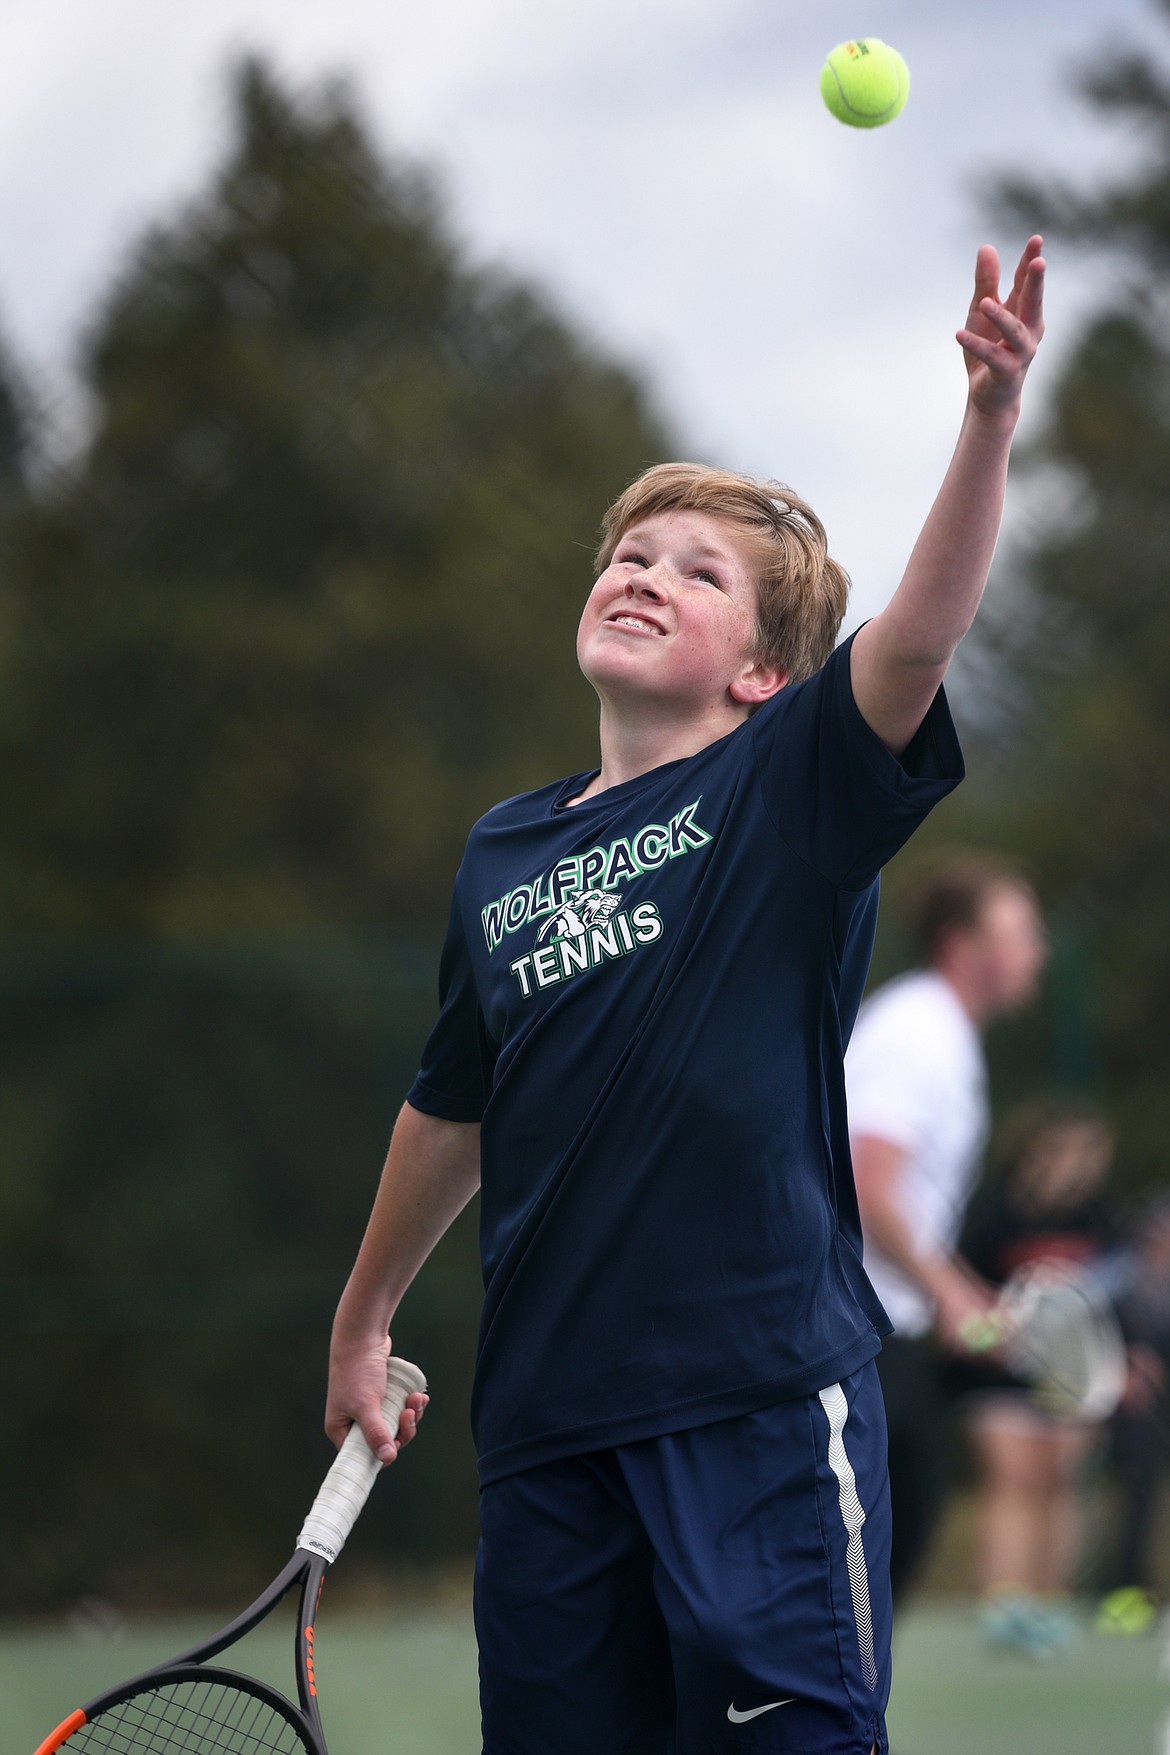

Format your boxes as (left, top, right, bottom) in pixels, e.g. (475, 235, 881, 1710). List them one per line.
(577, 648, 651, 693)
(579, 657, 668, 703)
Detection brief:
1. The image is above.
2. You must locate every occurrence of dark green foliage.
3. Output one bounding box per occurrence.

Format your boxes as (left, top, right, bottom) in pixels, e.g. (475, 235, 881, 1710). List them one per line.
(932, 0, 1170, 1180)
(0, 58, 671, 937)
(0, 941, 483, 1608)
(0, 59, 674, 1608)
(0, 332, 29, 493)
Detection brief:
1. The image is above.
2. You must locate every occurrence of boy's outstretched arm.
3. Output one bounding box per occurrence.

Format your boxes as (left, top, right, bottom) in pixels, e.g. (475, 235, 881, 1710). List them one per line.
(326, 1101, 481, 1462)
(850, 236, 1046, 755)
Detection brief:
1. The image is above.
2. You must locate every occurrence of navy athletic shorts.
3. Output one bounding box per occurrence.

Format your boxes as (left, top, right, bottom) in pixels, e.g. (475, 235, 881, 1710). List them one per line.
(475, 1360, 892, 1754)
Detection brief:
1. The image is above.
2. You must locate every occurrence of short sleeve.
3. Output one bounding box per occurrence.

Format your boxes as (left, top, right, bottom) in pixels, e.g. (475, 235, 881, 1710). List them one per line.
(750, 632, 964, 887)
(407, 876, 492, 1123)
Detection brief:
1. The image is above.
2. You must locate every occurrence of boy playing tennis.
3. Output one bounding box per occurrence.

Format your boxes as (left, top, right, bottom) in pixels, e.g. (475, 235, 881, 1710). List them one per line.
(326, 237, 1046, 1754)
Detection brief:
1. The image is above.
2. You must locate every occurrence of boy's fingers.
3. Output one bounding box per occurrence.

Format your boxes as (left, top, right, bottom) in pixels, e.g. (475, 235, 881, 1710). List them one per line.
(972, 239, 1046, 339)
(978, 297, 1032, 349)
(395, 1393, 429, 1448)
(1004, 240, 1045, 324)
(959, 291, 1040, 377)
(971, 243, 1001, 308)
(324, 1406, 398, 1462)
(1011, 234, 1044, 288)
(369, 1415, 401, 1464)
(956, 329, 1004, 369)
(1018, 257, 1046, 328)
(373, 1388, 429, 1460)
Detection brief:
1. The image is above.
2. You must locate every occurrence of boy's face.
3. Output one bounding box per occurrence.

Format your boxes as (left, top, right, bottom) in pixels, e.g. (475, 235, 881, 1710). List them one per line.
(576, 509, 786, 715)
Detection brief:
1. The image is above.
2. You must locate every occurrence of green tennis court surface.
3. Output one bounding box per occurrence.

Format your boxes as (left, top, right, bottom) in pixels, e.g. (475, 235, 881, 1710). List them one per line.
(6, 1599, 1167, 1753)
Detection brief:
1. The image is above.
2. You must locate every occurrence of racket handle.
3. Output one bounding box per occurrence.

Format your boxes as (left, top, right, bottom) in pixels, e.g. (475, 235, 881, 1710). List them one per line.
(297, 1356, 427, 1563)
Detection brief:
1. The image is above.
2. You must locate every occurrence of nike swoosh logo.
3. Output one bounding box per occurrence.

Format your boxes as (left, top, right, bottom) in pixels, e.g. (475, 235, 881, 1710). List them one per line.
(727, 1699, 795, 1723)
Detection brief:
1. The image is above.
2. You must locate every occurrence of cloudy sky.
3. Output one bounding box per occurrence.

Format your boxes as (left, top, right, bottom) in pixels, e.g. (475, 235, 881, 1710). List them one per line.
(0, 0, 1160, 627)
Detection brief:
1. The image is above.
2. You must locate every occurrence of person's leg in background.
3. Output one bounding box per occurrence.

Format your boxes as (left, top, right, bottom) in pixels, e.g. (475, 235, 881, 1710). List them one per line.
(876, 1336, 950, 1606)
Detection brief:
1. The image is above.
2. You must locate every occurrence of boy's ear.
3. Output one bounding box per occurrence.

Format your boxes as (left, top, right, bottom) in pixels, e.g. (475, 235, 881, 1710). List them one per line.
(730, 659, 789, 705)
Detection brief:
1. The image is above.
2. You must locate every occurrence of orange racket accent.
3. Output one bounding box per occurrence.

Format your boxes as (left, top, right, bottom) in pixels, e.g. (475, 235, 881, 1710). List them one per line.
(34, 1709, 86, 1753)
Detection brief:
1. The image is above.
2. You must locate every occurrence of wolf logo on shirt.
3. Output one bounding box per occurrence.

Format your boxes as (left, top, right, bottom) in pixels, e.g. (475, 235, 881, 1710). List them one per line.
(537, 889, 620, 945)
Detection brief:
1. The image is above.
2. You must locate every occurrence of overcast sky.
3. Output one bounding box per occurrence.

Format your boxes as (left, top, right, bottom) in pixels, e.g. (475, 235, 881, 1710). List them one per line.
(0, 0, 1160, 627)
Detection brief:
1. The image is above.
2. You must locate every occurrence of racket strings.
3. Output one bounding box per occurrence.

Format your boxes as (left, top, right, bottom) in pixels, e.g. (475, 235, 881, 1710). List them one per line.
(1004, 1274, 1125, 1417)
(68, 1679, 309, 1754)
(1017, 1300, 1092, 1393)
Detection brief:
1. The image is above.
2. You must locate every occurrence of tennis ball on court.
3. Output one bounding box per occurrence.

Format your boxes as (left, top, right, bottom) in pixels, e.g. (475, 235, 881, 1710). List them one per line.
(1095, 1586, 1157, 1637)
(820, 38, 910, 129)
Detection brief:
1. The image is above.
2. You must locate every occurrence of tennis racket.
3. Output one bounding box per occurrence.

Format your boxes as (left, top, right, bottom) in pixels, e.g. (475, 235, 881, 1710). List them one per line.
(963, 1265, 1126, 1420)
(34, 1355, 427, 1755)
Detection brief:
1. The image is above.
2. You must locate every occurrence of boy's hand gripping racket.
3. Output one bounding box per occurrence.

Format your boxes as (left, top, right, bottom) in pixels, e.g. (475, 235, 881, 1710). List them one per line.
(34, 1356, 427, 1755)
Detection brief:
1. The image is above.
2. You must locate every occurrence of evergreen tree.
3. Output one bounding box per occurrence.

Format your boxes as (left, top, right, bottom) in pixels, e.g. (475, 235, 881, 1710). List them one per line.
(0, 328, 29, 493)
(0, 60, 674, 1604)
(0, 59, 672, 935)
(953, 0, 1170, 1175)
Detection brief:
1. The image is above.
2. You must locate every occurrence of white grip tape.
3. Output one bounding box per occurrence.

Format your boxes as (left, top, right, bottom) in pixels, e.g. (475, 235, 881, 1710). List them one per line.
(297, 1357, 427, 1563)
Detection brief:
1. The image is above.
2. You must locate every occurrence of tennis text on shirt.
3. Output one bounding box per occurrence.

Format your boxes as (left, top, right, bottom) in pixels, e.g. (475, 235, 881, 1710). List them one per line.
(483, 800, 709, 995)
(481, 801, 710, 943)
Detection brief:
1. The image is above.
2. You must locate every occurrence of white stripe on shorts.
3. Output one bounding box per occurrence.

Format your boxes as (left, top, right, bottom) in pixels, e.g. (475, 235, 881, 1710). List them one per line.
(818, 1381, 879, 1692)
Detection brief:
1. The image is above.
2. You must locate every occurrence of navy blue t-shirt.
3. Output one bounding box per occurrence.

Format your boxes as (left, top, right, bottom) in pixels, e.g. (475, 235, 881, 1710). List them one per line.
(408, 635, 963, 1484)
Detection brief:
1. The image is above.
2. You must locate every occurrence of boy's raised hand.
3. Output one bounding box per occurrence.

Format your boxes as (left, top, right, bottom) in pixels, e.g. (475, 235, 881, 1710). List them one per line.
(957, 234, 1045, 418)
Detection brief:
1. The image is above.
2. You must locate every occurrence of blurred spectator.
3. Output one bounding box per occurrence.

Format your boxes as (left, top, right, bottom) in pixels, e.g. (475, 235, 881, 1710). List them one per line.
(1096, 1189, 1170, 1636)
(847, 854, 1048, 1605)
(954, 1099, 1120, 1657)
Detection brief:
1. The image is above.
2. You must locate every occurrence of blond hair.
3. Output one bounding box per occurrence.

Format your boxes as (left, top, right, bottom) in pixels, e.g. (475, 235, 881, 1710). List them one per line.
(595, 462, 850, 682)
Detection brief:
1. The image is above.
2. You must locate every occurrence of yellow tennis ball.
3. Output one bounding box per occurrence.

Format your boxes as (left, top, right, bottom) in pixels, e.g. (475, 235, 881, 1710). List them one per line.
(820, 38, 910, 129)
(958, 1312, 1002, 1354)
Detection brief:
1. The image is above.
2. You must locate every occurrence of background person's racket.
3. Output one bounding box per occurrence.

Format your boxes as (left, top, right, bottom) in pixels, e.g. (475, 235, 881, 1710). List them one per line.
(34, 1355, 427, 1755)
(961, 1265, 1127, 1420)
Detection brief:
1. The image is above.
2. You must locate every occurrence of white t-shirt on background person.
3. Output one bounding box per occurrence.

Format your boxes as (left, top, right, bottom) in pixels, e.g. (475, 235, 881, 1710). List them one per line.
(845, 969, 989, 1338)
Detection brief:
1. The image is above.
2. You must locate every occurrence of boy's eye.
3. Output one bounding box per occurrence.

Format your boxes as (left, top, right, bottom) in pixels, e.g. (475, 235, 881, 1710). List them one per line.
(696, 569, 721, 588)
(620, 551, 648, 568)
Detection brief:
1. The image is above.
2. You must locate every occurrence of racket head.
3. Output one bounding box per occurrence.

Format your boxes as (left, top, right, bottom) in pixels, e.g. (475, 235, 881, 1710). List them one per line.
(34, 1355, 424, 1755)
(35, 1663, 326, 1754)
(37, 1552, 328, 1755)
(999, 1265, 1127, 1420)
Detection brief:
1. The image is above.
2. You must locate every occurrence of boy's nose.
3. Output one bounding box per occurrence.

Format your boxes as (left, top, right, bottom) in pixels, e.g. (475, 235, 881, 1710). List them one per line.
(629, 567, 668, 601)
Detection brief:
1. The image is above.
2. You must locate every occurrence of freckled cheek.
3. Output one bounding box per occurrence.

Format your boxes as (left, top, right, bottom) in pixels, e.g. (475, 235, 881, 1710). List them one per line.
(686, 612, 744, 670)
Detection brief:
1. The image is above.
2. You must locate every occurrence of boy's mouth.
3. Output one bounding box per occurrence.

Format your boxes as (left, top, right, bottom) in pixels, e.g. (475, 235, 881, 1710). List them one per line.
(606, 612, 665, 636)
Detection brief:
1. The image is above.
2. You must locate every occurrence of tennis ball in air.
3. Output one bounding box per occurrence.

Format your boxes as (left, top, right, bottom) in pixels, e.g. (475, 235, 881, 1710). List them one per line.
(820, 38, 910, 129)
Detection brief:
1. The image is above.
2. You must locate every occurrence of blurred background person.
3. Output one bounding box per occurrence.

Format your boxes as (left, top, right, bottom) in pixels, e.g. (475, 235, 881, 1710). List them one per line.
(953, 1098, 1120, 1656)
(1096, 1188, 1170, 1636)
(846, 853, 1048, 1607)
